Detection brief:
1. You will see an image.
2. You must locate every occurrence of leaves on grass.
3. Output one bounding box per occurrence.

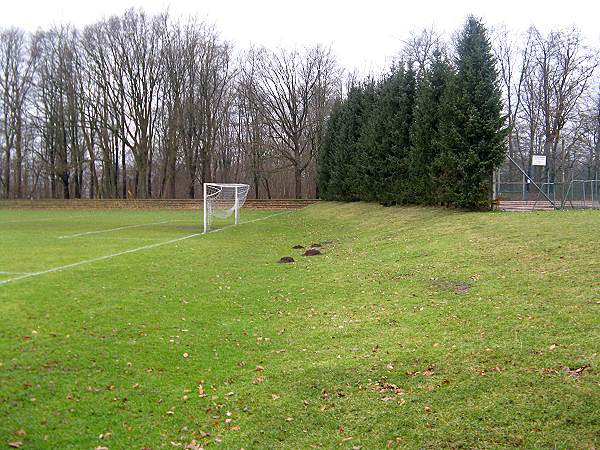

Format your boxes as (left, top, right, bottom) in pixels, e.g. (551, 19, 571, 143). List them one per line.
(372, 378, 407, 404)
(423, 365, 435, 377)
(183, 352, 189, 359)
(563, 365, 590, 378)
(252, 376, 264, 384)
(271, 393, 280, 400)
(255, 365, 264, 371)
(8, 443, 23, 449)
(182, 441, 204, 450)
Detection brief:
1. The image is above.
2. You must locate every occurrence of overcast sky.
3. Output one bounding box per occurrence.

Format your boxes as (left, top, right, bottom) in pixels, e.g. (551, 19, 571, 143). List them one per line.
(1, 0, 598, 72)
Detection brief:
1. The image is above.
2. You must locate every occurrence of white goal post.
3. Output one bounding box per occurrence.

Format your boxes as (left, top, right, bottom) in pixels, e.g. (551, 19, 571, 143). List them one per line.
(203, 183, 250, 233)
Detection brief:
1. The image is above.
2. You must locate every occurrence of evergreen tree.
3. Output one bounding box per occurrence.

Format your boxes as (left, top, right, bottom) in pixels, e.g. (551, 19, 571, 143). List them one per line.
(387, 63, 416, 204)
(358, 65, 416, 206)
(437, 16, 507, 209)
(317, 99, 342, 199)
(319, 83, 376, 201)
(410, 51, 453, 204)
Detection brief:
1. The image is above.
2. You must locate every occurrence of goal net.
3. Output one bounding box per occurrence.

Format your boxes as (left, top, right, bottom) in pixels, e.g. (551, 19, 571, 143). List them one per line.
(203, 183, 250, 233)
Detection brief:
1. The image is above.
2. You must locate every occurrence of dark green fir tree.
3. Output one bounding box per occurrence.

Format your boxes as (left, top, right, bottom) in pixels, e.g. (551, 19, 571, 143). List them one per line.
(437, 16, 507, 209)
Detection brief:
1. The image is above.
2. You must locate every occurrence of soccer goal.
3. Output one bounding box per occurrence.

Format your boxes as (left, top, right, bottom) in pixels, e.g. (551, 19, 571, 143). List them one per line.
(203, 183, 250, 233)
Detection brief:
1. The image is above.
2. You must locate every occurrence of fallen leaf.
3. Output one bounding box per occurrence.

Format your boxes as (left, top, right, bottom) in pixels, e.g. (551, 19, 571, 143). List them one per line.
(183, 440, 204, 450)
(229, 425, 240, 431)
(255, 365, 265, 371)
(132, 383, 140, 389)
(286, 417, 294, 422)
(271, 394, 280, 400)
(252, 376, 264, 384)
(8, 443, 23, 449)
(549, 344, 557, 350)
(166, 410, 175, 416)
(183, 353, 189, 358)
(423, 365, 435, 377)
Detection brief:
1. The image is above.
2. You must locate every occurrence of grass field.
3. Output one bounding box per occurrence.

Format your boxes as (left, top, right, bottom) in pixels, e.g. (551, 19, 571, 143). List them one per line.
(0, 203, 599, 449)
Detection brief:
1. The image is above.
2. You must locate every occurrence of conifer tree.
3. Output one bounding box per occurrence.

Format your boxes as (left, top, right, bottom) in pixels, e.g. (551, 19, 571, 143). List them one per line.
(410, 51, 453, 204)
(437, 16, 507, 209)
(318, 99, 342, 199)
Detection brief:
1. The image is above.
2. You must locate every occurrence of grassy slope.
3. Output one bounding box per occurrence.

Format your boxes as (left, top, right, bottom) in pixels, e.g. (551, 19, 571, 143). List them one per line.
(0, 203, 598, 449)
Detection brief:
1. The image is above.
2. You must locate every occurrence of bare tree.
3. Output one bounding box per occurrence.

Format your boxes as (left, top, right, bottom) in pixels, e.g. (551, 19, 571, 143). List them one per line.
(0, 28, 37, 198)
(254, 46, 338, 198)
(402, 27, 443, 77)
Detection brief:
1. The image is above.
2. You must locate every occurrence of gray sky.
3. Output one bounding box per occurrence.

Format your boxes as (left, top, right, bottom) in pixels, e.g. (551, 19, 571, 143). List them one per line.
(1, 0, 598, 72)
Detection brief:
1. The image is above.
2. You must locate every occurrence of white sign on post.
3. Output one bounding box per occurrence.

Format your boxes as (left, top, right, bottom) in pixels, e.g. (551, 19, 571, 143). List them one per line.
(532, 155, 547, 166)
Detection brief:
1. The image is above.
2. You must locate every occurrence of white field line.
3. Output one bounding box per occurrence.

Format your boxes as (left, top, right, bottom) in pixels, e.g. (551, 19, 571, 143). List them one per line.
(57, 219, 180, 239)
(0, 271, 33, 275)
(0, 211, 291, 286)
(1, 214, 90, 225)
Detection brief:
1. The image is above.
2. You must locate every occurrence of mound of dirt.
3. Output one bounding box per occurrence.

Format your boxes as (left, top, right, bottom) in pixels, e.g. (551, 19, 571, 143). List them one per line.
(278, 256, 295, 264)
(303, 248, 322, 256)
(292, 244, 305, 249)
(310, 243, 322, 248)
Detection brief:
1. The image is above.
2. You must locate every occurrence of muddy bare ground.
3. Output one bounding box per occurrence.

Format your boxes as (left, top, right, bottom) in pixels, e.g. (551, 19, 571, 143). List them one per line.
(430, 278, 471, 294)
(278, 256, 295, 263)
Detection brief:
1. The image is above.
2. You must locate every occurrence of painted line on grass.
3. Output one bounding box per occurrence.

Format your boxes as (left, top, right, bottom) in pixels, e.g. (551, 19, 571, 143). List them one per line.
(0, 210, 292, 286)
(1, 214, 90, 225)
(57, 219, 180, 239)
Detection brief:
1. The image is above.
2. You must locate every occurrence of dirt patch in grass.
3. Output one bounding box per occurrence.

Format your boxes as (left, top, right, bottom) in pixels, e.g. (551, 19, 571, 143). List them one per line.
(430, 278, 471, 294)
(278, 256, 295, 264)
(292, 244, 305, 249)
(303, 248, 322, 256)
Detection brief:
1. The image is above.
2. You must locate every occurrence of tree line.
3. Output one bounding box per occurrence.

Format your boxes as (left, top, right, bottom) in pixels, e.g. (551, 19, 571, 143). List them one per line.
(1, 11, 598, 202)
(318, 17, 507, 209)
(0, 9, 339, 200)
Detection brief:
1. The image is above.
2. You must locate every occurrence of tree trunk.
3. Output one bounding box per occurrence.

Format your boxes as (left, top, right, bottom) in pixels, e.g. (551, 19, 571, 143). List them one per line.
(3, 147, 9, 199)
(294, 165, 302, 199)
(15, 115, 23, 198)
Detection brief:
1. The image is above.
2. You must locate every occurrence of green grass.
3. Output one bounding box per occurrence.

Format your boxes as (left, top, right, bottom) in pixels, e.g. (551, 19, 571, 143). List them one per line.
(0, 203, 598, 449)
